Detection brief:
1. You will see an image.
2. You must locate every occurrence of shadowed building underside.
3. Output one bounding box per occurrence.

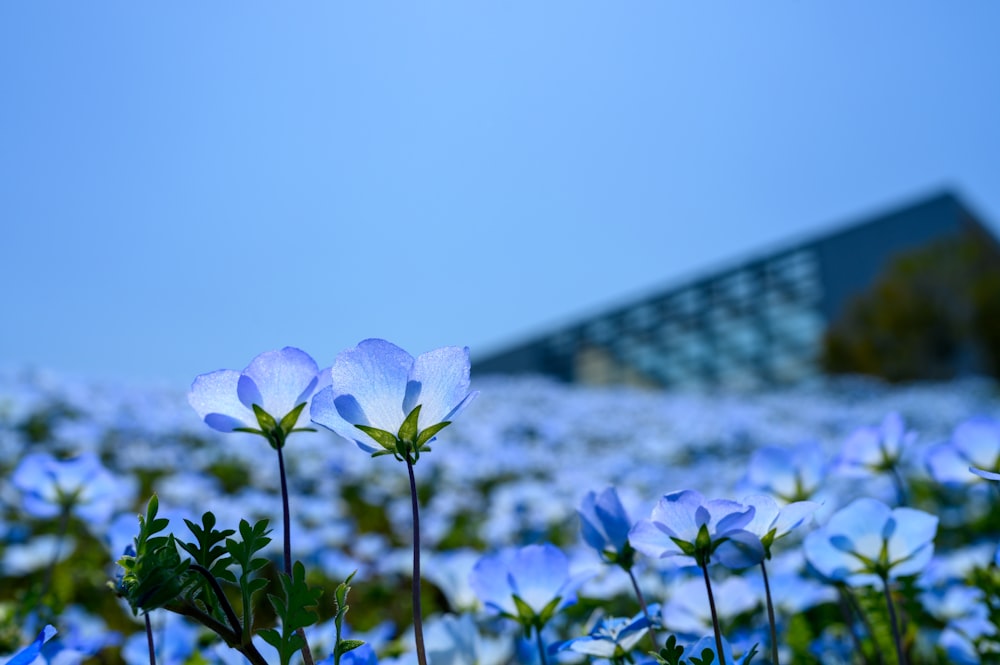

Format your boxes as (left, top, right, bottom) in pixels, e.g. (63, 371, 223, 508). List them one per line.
(474, 192, 995, 389)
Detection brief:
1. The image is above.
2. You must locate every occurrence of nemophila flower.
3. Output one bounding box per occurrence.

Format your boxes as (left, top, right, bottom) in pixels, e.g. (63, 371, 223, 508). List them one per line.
(836, 412, 914, 476)
(629, 490, 764, 569)
(742, 443, 825, 503)
(740, 495, 819, 559)
(469, 543, 586, 632)
(11, 452, 120, 526)
(803, 497, 938, 586)
(578, 487, 634, 566)
(925, 417, 1000, 484)
(1, 625, 56, 665)
(188, 346, 322, 443)
(310, 339, 478, 461)
(553, 606, 658, 659)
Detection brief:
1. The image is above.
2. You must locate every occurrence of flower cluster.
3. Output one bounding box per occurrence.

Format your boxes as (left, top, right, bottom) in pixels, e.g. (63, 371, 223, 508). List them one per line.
(1, 357, 999, 664)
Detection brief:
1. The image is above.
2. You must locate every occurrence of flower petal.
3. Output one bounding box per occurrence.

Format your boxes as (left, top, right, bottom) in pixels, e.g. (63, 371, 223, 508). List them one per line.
(188, 370, 254, 431)
(241, 347, 319, 423)
(406, 346, 473, 427)
(328, 339, 414, 433)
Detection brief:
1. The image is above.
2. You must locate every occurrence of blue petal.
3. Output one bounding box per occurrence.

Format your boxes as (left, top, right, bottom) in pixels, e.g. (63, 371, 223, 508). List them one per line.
(7, 625, 57, 665)
(310, 386, 377, 452)
(406, 346, 474, 427)
(188, 370, 254, 431)
(241, 347, 320, 423)
(327, 339, 413, 434)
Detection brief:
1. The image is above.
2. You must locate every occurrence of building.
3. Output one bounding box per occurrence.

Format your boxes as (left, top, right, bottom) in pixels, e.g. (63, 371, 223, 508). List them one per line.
(473, 191, 995, 389)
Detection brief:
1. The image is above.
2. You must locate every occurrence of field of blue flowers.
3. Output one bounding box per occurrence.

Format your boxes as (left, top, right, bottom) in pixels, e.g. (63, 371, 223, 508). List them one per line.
(1, 342, 998, 665)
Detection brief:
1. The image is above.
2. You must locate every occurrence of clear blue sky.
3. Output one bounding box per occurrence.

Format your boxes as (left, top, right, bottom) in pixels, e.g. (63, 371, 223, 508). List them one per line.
(2, 2, 998, 385)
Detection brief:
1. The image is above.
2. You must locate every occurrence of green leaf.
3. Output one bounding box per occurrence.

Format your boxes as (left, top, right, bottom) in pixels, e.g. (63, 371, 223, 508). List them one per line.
(537, 595, 562, 626)
(414, 420, 450, 448)
(252, 404, 278, 432)
(670, 537, 697, 557)
(233, 426, 266, 436)
(279, 402, 307, 432)
(689, 648, 715, 665)
(337, 639, 365, 654)
(224, 518, 273, 639)
(655, 634, 685, 665)
(265, 561, 322, 665)
(695, 524, 712, 553)
(511, 594, 537, 630)
(398, 405, 421, 444)
(355, 424, 398, 451)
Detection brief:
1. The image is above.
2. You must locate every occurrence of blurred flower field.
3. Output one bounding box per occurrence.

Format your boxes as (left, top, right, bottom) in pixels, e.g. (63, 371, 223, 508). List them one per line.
(1, 366, 998, 664)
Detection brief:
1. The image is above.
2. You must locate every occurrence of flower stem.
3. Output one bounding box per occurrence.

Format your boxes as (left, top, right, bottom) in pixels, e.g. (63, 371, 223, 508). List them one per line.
(881, 576, 906, 665)
(837, 584, 881, 665)
(275, 444, 293, 577)
(760, 561, 779, 665)
(700, 563, 727, 665)
(535, 625, 549, 665)
(626, 566, 658, 650)
(39, 506, 72, 609)
(406, 456, 428, 665)
(274, 442, 315, 665)
(145, 612, 156, 665)
(889, 465, 908, 506)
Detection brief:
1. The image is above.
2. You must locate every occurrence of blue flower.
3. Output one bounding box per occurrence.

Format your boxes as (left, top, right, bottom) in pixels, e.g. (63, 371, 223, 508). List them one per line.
(803, 497, 937, 586)
(925, 417, 1000, 484)
(578, 487, 634, 565)
(739, 494, 819, 558)
(188, 347, 321, 436)
(742, 443, 826, 503)
(11, 452, 120, 526)
(629, 490, 764, 569)
(310, 339, 478, 460)
(554, 607, 658, 658)
(836, 412, 914, 476)
(3, 625, 56, 665)
(468, 543, 585, 631)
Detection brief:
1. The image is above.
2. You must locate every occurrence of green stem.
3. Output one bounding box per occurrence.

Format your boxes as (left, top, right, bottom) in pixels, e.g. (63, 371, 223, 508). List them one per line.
(406, 456, 428, 665)
(626, 566, 658, 650)
(40, 506, 72, 605)
(700, 563, 727, 665)
(189, 564, 243, 638)
(889, 465, 908, 506)
(838, 584, 881, 665)
(760, 561, 779, 665)
(881, 576, 906, 665)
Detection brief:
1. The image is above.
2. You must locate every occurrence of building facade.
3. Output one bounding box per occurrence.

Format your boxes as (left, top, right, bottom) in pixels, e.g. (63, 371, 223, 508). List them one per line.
(474, 192, 994, 389)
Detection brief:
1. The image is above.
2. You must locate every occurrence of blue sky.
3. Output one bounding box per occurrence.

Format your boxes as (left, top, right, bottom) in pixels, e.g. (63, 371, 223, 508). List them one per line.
(2, 2, 998, 385)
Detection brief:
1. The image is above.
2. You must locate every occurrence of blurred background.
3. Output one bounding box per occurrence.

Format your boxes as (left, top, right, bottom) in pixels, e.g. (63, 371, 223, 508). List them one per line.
(1, 2, 998, 388)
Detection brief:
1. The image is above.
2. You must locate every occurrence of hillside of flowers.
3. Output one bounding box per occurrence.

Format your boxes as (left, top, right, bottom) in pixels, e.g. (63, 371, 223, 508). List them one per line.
(1, 343, 999, 665)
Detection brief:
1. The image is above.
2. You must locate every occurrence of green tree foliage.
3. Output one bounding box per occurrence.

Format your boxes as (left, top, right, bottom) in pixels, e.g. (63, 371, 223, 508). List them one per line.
(822, 228, 1000, 382)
